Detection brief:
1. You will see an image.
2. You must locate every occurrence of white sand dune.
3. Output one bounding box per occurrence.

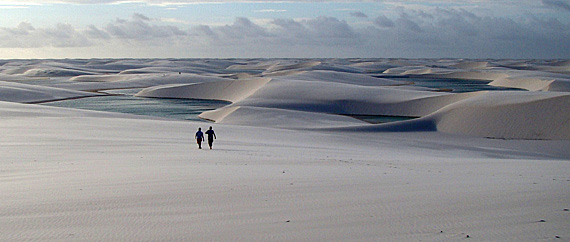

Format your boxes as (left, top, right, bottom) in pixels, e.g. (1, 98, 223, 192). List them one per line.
(450, 61, 491, 70)
(226, 60, 282, 71)
(118, 65, 230, 75)
(383, 60, 570, 92)
(262, 60, 363, 75)
(0, 73, 36, 82)
(546, 79, 570, 91)
(340, 91, 570, 140)
(1, 59, 569, 241)
(136, 78, 271, 103)
(21, 68, 98, 77)
(430, 91, 570, 140)
(265, 60, 322, 73)
(205, 79, 483, 118)
(235, 79, 482, 116)
(60, 73, 232, 92)
(490, 76, 555, 91)
(1, 61, 104, 76)
(489, 73, 570, 92)
(0, 81, 100, 103)
(432, 70, 509, 82)
(280, 70, 406, 86)
(382, 65, 427, 75)
(347, 60, 400, 73)
(202, 106, 366, 128)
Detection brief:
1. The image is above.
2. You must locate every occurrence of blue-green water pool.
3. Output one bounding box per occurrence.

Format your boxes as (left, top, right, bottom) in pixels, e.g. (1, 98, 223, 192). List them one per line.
(43, 89, 231, 122)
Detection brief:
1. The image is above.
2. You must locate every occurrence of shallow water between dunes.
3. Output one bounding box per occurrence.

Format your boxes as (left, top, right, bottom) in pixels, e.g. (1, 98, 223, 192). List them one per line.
(42, 88, 231, 122)
(383, 77, 526, 93)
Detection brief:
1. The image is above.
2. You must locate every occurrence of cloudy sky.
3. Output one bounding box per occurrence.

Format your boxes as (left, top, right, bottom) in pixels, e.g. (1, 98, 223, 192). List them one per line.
(1, 0, 569, 59)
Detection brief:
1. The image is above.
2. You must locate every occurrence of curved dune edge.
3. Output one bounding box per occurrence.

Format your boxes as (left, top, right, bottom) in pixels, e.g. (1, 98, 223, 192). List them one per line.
(199, 89, 485, 126)
(489, 75, 570, 92)
(282, 70, 406, 86)
(384, 66, 570, 92)
(235, 79, 487, 117)
(320, 91, 570, 140)
(200, 106, 366, 128)
(64, 73, 232, 92)
(199, 106, 240, 122)
(262, 69, 307, 78)
(226, 62, 277, 71)
(430, 92, 570, 140)
(489, 77, 555, 91)
(316, 116, 438, 133)
(135, 78, 271, 103)
(70, 74, 142, 82)
(0, 81, 100, 103)
(265, 60, 322, 73)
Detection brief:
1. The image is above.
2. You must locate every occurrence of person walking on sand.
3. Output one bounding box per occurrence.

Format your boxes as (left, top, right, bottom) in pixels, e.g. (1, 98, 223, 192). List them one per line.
(205, 126, 216, 149)
(195, 127, 204, 149)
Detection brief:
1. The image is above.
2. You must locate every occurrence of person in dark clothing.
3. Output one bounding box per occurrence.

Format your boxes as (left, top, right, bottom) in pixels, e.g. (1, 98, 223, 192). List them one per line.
(205, 126, 216, 149)
(195, 127, 204, 149)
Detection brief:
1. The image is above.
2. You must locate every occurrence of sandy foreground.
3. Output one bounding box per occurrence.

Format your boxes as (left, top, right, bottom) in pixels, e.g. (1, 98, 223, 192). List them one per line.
(1, 59, 569, 241)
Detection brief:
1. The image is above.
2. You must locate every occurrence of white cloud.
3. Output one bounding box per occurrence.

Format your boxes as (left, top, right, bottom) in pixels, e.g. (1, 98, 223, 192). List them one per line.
(159, 18, 191, 25)
(303, 16, 356, 38)
(102, 14, 186, 39)
(217, 17, 270, 39)
(0, 22, 91, 48)
(271, 18, 307, 38)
